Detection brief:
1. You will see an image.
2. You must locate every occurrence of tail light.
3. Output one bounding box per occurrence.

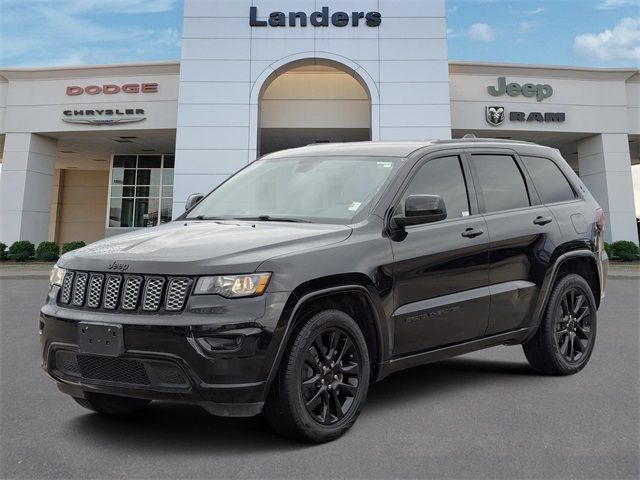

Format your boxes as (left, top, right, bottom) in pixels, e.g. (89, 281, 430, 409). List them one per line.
(595, 208, 606, 231)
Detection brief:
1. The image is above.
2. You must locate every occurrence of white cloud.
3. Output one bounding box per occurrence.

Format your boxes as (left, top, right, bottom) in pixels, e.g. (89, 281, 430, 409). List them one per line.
(573, 17, 640, 64)
(597, 0, 640, 9)
(0, 0, 182, 67)
(525, 7, 547, 15)
(468, 23, 497, 42)
(1, 0, 179, 14)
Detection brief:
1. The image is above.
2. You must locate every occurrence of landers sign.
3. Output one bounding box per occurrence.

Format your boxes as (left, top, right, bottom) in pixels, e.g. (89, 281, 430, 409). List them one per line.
(249, 6, 381, 27)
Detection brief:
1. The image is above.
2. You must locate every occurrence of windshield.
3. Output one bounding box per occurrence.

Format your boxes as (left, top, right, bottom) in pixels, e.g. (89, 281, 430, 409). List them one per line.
(186, 156, 402, 224)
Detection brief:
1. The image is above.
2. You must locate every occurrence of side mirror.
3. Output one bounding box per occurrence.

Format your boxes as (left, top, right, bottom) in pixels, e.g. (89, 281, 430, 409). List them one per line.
(392, 194, 447, 228)
(185, 193, 204, 211)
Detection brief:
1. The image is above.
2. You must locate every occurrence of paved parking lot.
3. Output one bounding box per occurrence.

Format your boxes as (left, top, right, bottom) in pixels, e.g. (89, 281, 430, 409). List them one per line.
(1, 276, 638, 479)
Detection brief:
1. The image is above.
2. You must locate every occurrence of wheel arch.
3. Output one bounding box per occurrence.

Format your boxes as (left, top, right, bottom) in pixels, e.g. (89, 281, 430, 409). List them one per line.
(525, 249, 603, 342)
(264, 279, 388, 392)
(555, 256, 601, 308)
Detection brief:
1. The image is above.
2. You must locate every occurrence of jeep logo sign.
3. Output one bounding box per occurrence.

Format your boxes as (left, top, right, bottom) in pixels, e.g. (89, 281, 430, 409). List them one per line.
(249, 6, 381, 27)
(488, 77, 553, 102)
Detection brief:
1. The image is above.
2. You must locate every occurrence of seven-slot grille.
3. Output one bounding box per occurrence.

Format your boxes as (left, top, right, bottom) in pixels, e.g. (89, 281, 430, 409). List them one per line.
(58, 271, 192, 313)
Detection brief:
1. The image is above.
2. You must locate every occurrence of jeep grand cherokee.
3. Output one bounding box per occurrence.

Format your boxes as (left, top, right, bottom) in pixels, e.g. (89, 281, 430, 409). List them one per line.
(41, 139, 608, 442)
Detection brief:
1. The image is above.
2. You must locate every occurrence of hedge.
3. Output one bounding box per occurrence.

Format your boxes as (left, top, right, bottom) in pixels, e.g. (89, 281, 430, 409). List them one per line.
(62, 241, 86, 254)
(609, 240, 640, 262)
(36, 241, 60, 261)
(8, 240, 35, 262)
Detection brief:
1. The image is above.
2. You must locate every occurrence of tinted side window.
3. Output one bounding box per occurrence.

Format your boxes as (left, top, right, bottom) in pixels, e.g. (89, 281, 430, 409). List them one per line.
(472, 154, 530, 213)
(404, 156, 470, 219)
(522, 156, 577, 204)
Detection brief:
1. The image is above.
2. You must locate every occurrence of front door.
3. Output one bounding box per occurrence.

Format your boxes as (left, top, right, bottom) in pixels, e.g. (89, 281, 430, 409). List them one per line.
(390, 153, 491, 357)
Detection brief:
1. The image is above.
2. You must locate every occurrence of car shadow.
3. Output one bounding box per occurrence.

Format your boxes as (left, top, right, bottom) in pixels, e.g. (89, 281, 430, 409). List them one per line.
(68, 356, 536, 451)
(366, 357, 538, 413)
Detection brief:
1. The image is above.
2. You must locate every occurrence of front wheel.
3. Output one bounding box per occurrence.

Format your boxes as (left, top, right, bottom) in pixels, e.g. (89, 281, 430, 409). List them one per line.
(523, 273, 597, 375)
(264, 309, 370, 442)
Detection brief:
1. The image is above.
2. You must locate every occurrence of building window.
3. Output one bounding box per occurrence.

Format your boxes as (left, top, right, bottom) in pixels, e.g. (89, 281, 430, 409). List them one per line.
(108, 154, 174, 228)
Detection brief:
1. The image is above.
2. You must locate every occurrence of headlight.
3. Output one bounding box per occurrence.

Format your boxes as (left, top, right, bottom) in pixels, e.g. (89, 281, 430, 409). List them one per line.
(194, 273, 271, 298)
(49, 265, 67, 287)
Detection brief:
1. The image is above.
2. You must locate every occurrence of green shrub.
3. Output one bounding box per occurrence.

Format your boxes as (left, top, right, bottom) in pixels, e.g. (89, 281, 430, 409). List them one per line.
(604, 242, 612, 259)
(36, 241, 60, 261)
(0, 242, 7, 261)
(610, 240, 640, 262)
(62, 241, 86, 254)
(8, 240, 35, 262)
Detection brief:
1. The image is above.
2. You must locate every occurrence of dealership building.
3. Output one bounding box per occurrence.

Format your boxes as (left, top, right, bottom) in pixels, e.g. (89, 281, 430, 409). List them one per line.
(1, 0, 638, 246)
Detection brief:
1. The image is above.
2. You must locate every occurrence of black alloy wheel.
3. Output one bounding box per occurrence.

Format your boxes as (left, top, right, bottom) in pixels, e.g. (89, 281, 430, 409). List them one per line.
(264, 309, 370, 442)
(523, 273, 597, 375)
(554, 287, 593, 363)
(301, 328, 362, 425)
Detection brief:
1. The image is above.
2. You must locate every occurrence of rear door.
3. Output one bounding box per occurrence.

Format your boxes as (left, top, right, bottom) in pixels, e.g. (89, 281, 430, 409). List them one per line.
(519, 154, 583, 240)
(390, 151, 490, 356)
(467, 149, 561, 335)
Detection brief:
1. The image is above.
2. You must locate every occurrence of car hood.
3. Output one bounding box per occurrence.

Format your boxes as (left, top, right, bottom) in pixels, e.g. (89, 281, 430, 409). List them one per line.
(59, 220, 352, 275)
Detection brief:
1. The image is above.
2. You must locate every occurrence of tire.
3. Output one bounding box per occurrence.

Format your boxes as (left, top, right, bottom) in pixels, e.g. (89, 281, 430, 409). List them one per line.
(523, 273, 597, 375)
(72, 392, 151, 415)
(264, 309, 370, 443)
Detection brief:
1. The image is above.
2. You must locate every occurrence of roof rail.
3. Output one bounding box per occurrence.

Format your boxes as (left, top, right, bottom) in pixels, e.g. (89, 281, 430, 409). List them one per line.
(434, 138, 535, 145)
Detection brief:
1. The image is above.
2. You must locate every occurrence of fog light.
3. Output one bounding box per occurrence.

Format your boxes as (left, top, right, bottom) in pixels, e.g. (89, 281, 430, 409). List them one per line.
(202, 336, 243, 352)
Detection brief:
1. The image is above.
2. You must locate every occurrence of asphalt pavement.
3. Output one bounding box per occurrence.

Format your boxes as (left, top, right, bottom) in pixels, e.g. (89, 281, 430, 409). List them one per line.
(1, 276, 638, 479)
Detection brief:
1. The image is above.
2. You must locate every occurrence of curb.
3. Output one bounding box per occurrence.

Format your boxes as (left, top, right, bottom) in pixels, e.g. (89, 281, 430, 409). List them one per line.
(0, 274, 50, 280)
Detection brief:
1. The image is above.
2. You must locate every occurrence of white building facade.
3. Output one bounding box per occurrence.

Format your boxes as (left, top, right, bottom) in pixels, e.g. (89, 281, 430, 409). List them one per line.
(0, 0, 638, 246)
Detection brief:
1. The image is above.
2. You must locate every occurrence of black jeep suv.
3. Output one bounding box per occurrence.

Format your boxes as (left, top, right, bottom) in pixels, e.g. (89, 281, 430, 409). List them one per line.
(41, 139, 608, 442)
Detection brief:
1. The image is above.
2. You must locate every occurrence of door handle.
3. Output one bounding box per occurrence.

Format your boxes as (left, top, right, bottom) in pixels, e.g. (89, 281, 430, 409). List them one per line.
(461, 227, 484, 239)
(533, 216, 553, 226)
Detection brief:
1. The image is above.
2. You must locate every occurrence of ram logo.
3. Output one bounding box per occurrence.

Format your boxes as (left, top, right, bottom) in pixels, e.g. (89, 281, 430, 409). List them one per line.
(486, 106, 505, 127)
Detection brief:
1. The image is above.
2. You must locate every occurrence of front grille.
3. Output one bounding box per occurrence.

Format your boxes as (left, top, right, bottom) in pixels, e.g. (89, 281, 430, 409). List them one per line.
(103, 275, 122, 310)
(58, 271, 192, 313)
(165, 278, 190, 311)
(86, 274, 104, 308)
(53, 350, 189, 388)
(71, 273, 88, 306)
(122, 276, 143, 311)
(142, 277, 165, 311)
(60, 272, 74, 304)
(77, 355, 151, 385)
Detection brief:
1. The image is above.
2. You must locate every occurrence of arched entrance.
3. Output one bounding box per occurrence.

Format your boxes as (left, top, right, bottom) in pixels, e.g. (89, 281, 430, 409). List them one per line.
(254, 58, 374, 156)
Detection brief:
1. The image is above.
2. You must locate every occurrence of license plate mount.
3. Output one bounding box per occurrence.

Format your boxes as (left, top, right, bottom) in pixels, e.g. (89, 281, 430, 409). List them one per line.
(78, 322, 124, 357)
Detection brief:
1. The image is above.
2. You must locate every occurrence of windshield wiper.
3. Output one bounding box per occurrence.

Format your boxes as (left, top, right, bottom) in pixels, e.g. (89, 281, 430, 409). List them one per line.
(235, 215, 312, 223)
(185, 215, 230, 221)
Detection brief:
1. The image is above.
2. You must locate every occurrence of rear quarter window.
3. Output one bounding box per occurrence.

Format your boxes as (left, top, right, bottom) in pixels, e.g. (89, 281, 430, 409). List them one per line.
(522, 156, 577, 204)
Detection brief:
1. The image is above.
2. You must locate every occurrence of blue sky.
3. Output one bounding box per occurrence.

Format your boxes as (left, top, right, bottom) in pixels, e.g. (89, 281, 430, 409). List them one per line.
(0, 0, 638, 68)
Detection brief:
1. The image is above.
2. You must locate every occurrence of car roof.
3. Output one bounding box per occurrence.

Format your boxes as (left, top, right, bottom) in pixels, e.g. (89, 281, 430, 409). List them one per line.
(260, 138, 542, 159)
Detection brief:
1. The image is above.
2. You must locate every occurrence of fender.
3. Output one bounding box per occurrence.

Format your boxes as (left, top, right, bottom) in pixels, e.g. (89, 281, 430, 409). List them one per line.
(263, 284, 386, 391)
(523, 249, 602, 343)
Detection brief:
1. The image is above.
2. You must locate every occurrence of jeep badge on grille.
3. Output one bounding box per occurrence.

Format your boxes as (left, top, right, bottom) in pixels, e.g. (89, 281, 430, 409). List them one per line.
(107, 261, 129, 271)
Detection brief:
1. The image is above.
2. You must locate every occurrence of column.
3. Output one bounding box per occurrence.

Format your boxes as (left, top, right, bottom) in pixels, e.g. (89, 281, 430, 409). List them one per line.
(577, 133, 637, 243)
(0, 133, 57, 244)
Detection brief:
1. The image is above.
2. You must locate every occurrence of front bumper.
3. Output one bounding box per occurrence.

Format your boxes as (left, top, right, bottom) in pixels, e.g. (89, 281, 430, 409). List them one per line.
(40, 286, 292, 417)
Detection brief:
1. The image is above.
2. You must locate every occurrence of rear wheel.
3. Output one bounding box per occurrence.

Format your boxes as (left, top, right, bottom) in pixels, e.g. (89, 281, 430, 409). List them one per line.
(523, 273, 597, 375)
(264, 309, 370, 442)
(72, 392, 151, 415)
